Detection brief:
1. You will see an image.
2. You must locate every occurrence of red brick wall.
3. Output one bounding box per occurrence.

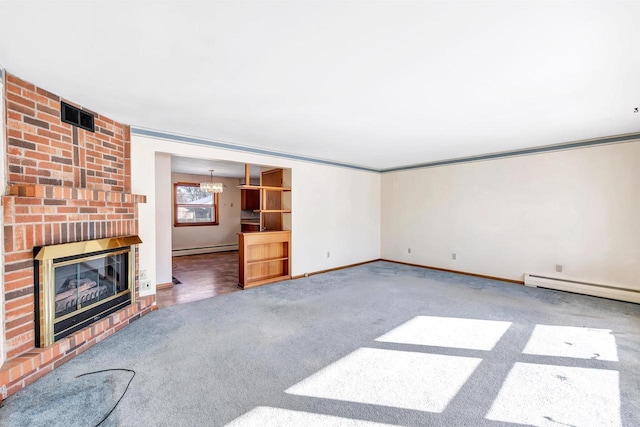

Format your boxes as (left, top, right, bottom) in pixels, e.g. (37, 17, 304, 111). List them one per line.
(2, 185, 144, 359)
(1, 72, 150, 399)
(5, 73, 130, 192)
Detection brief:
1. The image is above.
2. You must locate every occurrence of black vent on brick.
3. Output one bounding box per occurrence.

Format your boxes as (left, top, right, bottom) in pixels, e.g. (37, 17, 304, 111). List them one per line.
(61, 102, 95, 132)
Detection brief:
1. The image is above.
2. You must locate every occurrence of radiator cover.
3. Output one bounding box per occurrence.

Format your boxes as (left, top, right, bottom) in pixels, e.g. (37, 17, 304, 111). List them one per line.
(524, 274, 640, 304)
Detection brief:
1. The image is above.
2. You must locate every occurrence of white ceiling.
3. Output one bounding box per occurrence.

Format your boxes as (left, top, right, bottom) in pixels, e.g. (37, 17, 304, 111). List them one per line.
(1, 1, 639, 170)
(171, 156, 261, 179)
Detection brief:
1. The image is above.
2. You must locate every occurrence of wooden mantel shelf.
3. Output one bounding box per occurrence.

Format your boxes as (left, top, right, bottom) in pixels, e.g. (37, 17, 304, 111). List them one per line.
(8, 184, 147, 204)
(238, 230, 291, 289)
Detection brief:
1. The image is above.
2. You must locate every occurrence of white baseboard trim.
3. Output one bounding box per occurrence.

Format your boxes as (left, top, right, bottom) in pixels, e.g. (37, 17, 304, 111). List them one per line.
(172, 244, 239, 257)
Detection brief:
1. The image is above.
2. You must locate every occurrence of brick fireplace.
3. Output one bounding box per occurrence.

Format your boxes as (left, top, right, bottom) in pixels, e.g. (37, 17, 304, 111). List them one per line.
(1, 72, 154, 399)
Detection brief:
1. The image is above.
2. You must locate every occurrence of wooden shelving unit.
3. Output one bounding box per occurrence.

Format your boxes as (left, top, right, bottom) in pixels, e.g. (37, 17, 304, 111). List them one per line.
(238, 189, 291, 216)
(238, 165, 292, 232)
(237, 164, 293, 289)
(238, 230, 291, 288)
(246, 256, 288, 265)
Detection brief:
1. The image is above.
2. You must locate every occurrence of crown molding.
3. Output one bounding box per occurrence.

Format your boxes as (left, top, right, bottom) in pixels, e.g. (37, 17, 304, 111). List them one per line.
(131, 127, 640, 174)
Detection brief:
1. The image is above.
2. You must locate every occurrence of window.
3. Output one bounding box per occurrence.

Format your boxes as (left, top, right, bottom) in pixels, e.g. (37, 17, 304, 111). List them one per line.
(173, 182, 219, 226)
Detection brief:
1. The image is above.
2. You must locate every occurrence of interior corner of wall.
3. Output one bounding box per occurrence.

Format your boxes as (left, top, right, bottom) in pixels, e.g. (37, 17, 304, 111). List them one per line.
(0, 75, 5, 366)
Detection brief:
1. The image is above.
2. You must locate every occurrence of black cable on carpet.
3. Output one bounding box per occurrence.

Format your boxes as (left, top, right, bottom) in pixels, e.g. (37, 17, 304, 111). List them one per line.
(76, 368, 136, 427)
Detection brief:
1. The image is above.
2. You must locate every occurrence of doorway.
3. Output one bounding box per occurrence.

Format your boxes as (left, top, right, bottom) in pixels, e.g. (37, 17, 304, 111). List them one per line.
(156, 157, 291, 308)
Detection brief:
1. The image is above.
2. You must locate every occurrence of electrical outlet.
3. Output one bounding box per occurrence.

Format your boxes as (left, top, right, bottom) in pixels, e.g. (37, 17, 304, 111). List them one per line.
(327, 251, 330, 258)
(452, 253, 457, 260)
(140, 280, 151, 291)
(556, 264, 563, 273)
(139, 270, 147, 280)
(408, 248, 411, 254)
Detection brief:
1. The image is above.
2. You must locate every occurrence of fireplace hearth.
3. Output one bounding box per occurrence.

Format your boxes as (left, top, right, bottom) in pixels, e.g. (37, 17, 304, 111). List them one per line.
(33, 236, 142, 347)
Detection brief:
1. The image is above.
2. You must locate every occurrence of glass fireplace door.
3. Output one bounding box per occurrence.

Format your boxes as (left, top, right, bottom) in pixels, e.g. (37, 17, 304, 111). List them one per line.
(53, 250, 130, 324)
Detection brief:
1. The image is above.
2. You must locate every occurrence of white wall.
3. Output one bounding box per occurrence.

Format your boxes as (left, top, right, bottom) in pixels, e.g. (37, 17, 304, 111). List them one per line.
(154, 153, 172, 287)
(131, 134, 381, 292)
(171, 173, 241, 252)
(381, 140, 640, 290)
(132, 148, 160, 295)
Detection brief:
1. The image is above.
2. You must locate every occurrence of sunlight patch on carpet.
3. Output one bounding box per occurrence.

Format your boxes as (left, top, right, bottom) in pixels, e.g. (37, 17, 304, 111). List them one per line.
(523, 325, 618, 361)
(225, 407, 400, 426)
(375, 316, 511, 351)
(486, 362, 620, 426)
(285, 347, 481, 413)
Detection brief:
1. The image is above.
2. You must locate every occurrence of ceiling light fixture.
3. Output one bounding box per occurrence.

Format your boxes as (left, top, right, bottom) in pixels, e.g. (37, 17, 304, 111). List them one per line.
(200, 169, 224, 193)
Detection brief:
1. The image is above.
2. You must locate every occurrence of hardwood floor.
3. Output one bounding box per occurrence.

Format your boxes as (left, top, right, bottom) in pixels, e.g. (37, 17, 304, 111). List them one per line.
(156, 251, 241, 308)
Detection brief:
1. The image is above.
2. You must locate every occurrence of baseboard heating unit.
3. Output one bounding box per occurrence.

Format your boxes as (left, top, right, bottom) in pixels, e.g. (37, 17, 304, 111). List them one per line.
(524, 274, 640, 304)
(172, 243, 238, 257)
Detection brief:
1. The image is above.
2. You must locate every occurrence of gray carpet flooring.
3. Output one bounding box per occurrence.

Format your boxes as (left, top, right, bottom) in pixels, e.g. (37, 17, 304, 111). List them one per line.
(1, 261, 638, 426)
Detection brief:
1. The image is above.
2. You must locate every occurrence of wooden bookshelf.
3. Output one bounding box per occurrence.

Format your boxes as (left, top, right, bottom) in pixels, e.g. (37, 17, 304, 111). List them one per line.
(238, 230, 291, 289)
(238, 165, 292, 232)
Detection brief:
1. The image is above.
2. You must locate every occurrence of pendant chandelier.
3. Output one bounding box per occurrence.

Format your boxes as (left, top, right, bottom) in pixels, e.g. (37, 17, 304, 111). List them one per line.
(200, 169, 224, 193)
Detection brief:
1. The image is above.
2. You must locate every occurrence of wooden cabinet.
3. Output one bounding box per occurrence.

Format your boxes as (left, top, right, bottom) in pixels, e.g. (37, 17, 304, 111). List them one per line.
(241, 223, 260, 233)
(261, 168, 283, 187)
(241, 189, 260, 211)
(238, 230, 291, 288)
